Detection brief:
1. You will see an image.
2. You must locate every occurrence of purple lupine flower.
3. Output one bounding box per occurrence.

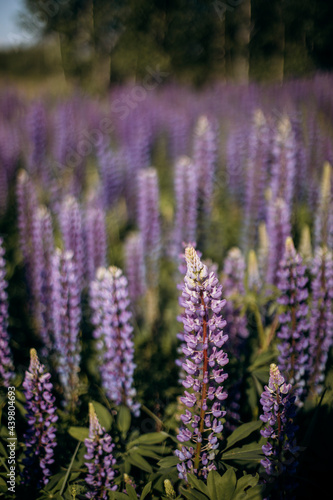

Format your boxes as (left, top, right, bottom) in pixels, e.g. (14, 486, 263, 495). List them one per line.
(96, 138, 124, 208)
(242, 109, 270, 251)
(37, 207, 55, 354)
(222, 247, 249, 357)
(175, 246, 228, 480)
(225, 124, 247, 203)
(52, 249, 82, 410)
(221, 247, 249, 432)
(307, 247, 333, 397)
(59, 195, 84, 291)
(0, 237, 14, 385)
(193, 115, 218, 216)
(124, 232, 147, 304)
(89, 266, 140, 416)
(193, 116, 218, 246)
(16, 170, 44, 328)
(276, 237, 309, 403)
(22, 348, 58, 489)
(0, 166, 8, 216)
(270, 115, 296, 211)
(266, 197, 291, 286)
(260, 364, 299, 493)
(84, 202, 107, 284)
(172, 156, 198, 257)
(314, 162, 333, 249)
(84, 402, 117, 499)
(26, 100, 48, 179)
(137, 168, 161, 287)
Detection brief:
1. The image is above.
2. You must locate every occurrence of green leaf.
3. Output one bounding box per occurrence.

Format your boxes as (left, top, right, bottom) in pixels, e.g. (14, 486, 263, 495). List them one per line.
(222, 444, 264, 462)
(129, 431, 169, 446)
(158, 456, 179, 468)
(233, 474, 259, 499)
(187, 474, 209, 496)
(117, 406, 131, 436)
(224, 421, 262, 451)
(180, 486, 209, 500)
(126, 483, 138, 499)
(112, 492, 131, 500)
(242, 484, 263, 499)
(135, 447, 162, 460)
(126, 451, 153, 473)
(207, 469, 236, 500)
(68, 426, 89, 441)
(92, 401, 113, 431)
(140, 481, 152, 499)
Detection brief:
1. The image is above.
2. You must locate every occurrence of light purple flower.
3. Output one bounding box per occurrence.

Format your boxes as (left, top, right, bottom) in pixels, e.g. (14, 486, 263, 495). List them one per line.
(0, 237, 14, 385)
(260, 364, 298, 493)
(307, 247, 333, 397)
(89, 266, 140, 416)
(22, 349, 58, 489)
(175, 247, 228, 480)
(84, 402, 117, 499)
(52, 249, 82, 410)
(276, 237, 309, 403)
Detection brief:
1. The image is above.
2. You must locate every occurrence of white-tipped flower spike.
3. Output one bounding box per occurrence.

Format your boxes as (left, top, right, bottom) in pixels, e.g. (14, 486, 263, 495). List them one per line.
(176, 246, 228, 480)
(247, 249, 261, 291)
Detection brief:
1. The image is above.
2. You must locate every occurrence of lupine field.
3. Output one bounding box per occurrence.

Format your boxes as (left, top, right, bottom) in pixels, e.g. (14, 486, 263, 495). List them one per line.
(1, 74, 333, 500)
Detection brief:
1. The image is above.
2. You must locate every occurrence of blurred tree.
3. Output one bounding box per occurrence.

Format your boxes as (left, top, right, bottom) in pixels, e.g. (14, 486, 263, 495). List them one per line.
(20, 0, 333, 87)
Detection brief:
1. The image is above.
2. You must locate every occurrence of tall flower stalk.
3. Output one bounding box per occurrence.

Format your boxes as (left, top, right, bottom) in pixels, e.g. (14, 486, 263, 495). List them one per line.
(137, 167, 161, 287)
(172, 156, 198, 257)
(0, 237, 14, 385)
(89, 266, 140, 416)
(84, 402, 117, 499)
(175, 246, 228, 480)
(307, 247, 333, 397)
(260, 363, 299, 496)
(276, 237, 309, 403)
(52, 249, 82, 410)
(22, 349, 58, 489)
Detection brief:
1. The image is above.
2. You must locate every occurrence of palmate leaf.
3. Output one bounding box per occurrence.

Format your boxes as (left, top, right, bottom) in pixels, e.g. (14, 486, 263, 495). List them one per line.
(223, 421, 262, 452)
(128, 431, 169, 447)
(125, 450, 153, 473)
(207, 469, 236, 500)
(185, 471, 262, 500)
(221, 443, 264, 463)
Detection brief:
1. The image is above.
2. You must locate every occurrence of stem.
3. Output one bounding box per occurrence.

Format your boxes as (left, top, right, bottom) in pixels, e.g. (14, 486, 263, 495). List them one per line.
(59, 441, 81, 496)
(193, 292, 209, 472)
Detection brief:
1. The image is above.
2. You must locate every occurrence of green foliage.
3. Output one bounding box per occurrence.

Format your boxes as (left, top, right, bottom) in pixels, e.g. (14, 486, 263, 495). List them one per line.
(180, 470, 262, 500)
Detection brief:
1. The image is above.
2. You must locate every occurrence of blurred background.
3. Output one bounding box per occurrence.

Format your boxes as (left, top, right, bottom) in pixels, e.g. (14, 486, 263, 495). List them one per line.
(0, 0, 333, 94)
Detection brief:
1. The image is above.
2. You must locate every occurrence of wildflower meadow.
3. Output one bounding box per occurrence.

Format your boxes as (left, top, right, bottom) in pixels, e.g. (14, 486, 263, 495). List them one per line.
(1, 75, 333, 499)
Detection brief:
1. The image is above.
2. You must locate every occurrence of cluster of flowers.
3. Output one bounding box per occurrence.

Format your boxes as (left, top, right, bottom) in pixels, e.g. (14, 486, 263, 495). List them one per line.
(175, 246, 229, 479)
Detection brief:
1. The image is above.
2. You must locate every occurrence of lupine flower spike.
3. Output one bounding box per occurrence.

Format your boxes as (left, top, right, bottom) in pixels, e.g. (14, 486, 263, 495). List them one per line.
(90, 267, 140, 416)
(84, 402, 117, 499)
(52, 249, 82, 410)
(22, 349, 58, 489)
(307, 247, 333, 397)
(175, 246, 228, 480)
(260, 364, 299, 496)
(276, 237, 309, 403)
(0, 237, 14, 385)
